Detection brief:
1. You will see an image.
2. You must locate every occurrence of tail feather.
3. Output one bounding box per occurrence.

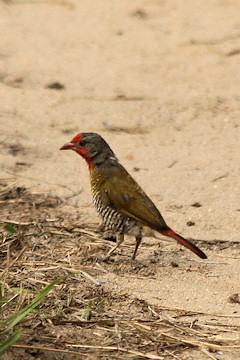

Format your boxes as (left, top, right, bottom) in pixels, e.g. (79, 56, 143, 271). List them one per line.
(161, 228, 207, 259)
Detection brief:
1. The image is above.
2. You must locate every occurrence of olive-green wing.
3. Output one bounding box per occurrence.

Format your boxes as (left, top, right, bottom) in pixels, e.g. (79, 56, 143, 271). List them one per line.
(99, 166, 168, 231)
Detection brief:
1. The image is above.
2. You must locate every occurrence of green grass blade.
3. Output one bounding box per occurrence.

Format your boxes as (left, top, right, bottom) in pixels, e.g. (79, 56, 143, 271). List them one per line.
(2, 276, 65, 332)
(82, 300, 92, 320)
(0, 283, 2, 314)
(4, 224, 18, 234)
(0, 330, 21, 355)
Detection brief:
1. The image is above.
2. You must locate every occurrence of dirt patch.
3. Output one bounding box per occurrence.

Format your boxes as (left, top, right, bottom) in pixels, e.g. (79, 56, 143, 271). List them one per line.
(1, 184, 240, 359)
(0, 1, 240, 358)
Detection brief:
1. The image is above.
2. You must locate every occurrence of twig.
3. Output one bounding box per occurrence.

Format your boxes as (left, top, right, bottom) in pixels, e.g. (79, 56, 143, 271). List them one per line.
(80, 270, 103, 286)
(60, 265, 106, 273)
(1, 245, 28, 277)
(0, 219, 33, 226)
(68, 344, 164, 359)
(0, 182, 16, 192)
(159, 332, 240, 351)
(168, 160, 178, 169)
(152, 303, 240, 318)
(212, 173, 229, 182)
(200, 348, 219, 360)
(12, 344, 87, 357)
(1, 293, 19, 309)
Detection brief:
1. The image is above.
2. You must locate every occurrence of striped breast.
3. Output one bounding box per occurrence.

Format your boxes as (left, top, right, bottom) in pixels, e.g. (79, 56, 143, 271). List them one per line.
(91, 189, 127, 232)
(90, 166, 141, 236)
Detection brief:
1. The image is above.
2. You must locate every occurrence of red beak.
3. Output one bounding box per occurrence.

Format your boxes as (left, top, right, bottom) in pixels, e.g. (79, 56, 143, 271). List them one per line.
(60, 141, 75, 150)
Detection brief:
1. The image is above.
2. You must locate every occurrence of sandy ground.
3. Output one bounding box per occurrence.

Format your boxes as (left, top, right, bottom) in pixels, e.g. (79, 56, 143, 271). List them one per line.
(0, 0, 240, 359)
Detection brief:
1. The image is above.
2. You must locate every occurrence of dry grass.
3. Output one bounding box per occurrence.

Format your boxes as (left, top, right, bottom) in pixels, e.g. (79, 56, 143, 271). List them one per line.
(0, 183, 240, 359)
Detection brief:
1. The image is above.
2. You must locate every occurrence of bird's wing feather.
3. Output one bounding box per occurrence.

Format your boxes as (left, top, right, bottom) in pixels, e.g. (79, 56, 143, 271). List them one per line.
(99, 166, 168, 231)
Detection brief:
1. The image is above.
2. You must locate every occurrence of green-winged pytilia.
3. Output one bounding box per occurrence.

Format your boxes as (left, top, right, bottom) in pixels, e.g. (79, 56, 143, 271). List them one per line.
(60, 133, 207, 261)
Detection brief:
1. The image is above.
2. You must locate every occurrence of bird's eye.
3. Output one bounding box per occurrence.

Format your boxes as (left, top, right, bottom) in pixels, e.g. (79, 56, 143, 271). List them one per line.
(79, 140, 86, 146)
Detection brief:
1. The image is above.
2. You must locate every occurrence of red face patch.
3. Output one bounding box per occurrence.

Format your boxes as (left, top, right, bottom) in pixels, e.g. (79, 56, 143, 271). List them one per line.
(72, 133, 83, 144)
(71, 139, 93, 171)
(77, 148, 93, 170)
(77, 147, 88, 157)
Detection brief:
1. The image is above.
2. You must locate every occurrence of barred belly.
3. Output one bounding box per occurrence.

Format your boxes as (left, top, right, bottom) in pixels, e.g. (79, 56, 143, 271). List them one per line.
(92, 192, 140, 235)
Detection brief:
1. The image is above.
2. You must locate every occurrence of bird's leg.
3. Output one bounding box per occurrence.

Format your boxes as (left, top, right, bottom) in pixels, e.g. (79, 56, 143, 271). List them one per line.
(101, 233, 124, 261)
(132, 235, 142, 260)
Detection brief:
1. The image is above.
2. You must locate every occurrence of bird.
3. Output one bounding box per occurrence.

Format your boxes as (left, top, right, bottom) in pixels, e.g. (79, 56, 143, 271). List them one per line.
(60, 132, 207, 261)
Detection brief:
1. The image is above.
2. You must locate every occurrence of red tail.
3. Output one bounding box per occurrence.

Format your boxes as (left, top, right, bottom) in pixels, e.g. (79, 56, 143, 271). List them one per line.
(161, 228, 207, 259)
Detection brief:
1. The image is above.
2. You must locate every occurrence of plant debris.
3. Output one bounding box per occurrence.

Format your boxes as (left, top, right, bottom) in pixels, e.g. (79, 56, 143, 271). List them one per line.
(0, 183, 240, 359)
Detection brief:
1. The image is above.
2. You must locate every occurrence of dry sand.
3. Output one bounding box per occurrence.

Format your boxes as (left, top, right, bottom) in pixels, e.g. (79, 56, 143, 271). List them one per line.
(0, 1, 239, 359)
